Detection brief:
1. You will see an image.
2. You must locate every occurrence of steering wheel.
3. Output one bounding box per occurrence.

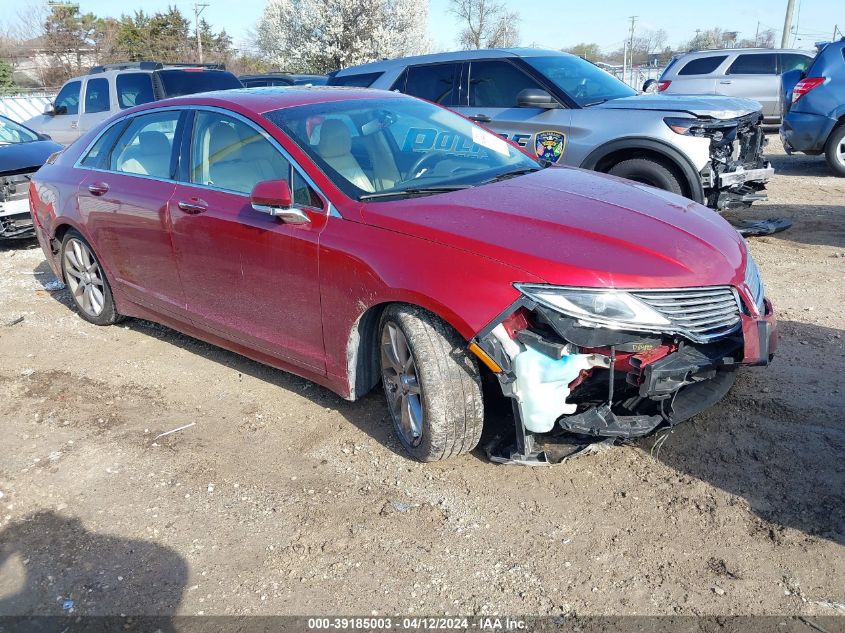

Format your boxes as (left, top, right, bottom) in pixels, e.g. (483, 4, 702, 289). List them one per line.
(407, 151, 450, 180)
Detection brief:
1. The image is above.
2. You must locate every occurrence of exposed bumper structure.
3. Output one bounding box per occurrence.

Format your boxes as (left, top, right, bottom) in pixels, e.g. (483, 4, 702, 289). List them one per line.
(471, 282, 777, 465)
(1, 173, 36, 240)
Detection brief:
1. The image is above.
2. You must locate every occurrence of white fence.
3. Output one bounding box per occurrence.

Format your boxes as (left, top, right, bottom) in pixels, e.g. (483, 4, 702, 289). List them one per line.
(609, 67, 664, 91)
(0, 95, 56, 123)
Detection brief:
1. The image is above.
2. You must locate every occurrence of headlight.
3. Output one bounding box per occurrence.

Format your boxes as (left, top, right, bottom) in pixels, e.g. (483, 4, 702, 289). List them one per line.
(664, 117, 734, 142)
(744, 252, 765, 313)
(515, 284, 671, 329)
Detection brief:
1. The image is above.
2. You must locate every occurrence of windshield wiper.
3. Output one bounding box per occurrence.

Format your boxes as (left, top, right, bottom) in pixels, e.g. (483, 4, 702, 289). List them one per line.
(583, 98, 610, 107)
(482, 166, 543, 184)
(359, 185, 472, 201)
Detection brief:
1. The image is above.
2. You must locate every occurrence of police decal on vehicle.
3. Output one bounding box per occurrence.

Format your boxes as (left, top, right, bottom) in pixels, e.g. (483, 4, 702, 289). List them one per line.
(534, 130, 566, 164)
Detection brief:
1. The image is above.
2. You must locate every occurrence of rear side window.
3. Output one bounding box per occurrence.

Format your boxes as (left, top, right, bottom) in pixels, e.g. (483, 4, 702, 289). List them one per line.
(110, 111, 180, 179)
(396, 63, 457, 105)
(54, 80, 81, 115)
(469, 60, 544, 107)
(84, 78, 110, 113)
(155, 69, 242, 97)
(117, 73, 155, 108)
(678, 56, 727, 75)
(728, 53, 777, 75)
(329, 72, 383, 87)
(780, 53, 812, 73)
(80, 121, 126, 168)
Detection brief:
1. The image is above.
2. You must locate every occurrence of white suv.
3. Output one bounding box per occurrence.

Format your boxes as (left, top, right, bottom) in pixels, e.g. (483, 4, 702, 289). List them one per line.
(24, 62, 242, 145)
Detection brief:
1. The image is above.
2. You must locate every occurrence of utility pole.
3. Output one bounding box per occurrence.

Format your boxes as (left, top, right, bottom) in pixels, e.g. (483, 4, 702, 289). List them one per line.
(194, 2, 210, 63)
(755, 21, 760, 46)
(781, 0, 796, 48)
(627, 16, 637, 87)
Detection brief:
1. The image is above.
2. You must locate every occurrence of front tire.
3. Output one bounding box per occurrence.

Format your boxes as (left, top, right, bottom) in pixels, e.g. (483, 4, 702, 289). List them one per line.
(60, 229, 121, 325)
(824, 125, 845, 177)
(608, 157, 684, 195)
(379, 305, 484, 462)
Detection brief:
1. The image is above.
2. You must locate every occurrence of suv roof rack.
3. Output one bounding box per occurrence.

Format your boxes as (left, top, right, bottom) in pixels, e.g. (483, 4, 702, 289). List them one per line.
(89, 61, 226, 74)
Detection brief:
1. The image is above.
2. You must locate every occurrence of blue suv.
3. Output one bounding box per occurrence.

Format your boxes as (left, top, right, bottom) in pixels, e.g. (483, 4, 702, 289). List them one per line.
(781, 39, 845, 176)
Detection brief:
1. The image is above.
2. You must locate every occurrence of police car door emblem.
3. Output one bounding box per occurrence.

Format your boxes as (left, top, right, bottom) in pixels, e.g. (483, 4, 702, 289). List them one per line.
(534, 131, 566, 164)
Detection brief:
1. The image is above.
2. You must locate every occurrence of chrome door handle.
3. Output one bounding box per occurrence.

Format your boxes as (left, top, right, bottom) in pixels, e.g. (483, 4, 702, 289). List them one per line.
(70, 121, 78, 128)
(177, 199, 208, 214)
(719, 80, 732, 84)
(87, 182, 109, 196)
(469, 114, 492, 123)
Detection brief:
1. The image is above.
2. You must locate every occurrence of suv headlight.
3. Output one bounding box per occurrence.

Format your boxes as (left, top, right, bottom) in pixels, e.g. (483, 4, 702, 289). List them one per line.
(515, 284, 671, 329)
(664, 117, 735, 142)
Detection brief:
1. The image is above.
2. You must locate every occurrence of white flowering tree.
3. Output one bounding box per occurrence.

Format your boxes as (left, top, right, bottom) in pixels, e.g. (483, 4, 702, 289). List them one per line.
(255, 0, 428, 74)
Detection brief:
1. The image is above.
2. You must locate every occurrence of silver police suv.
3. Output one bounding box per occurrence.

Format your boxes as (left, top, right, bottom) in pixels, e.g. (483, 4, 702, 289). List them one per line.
(329, 48, 774, 210)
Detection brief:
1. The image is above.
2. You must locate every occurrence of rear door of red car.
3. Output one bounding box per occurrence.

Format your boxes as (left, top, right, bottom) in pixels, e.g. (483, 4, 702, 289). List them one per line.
(76, 109, 187, 319)
(169, 108, 327, 372)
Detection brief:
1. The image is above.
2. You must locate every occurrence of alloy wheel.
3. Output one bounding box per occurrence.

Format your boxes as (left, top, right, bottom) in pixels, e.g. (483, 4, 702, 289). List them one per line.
(381, 322, 424, 447)
(837, 139, 845, 167)
(63, 238, 106, 317)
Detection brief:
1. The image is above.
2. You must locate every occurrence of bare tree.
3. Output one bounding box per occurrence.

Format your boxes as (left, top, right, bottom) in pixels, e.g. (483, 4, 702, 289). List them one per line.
(450, 0, 520, 50)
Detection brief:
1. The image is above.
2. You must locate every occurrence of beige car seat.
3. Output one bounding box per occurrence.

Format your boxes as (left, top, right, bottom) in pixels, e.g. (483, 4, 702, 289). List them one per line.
(116, 131, 172, 178)
(316, 119, 374, 192)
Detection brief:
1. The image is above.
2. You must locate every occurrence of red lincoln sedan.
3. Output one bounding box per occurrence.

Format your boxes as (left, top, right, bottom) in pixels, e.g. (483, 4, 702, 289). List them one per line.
(29, 87, 776, 463)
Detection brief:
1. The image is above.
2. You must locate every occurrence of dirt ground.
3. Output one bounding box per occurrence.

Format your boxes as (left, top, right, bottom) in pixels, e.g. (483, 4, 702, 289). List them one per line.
(0, 137, 843, 618)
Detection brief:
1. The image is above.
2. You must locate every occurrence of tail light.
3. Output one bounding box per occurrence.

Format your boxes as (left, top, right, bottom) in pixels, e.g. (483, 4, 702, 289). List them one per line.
(657, 80, 671, 92)
(792, 77, 825, 103)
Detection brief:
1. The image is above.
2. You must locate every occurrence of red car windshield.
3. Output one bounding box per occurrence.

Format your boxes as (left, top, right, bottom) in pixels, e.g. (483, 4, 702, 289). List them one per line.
(264, 98, 539, 200)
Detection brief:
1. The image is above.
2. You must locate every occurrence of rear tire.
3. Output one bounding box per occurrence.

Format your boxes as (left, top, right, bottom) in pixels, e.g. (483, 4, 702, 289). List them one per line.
(379, 305, 484, 462)
(608, 157, 685, 195)
(824, 125, 845, 177)
(60, 229, 121, 326)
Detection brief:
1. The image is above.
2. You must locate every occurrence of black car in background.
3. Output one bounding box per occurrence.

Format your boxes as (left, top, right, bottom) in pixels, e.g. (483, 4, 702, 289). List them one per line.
(0, 116, 62, 240)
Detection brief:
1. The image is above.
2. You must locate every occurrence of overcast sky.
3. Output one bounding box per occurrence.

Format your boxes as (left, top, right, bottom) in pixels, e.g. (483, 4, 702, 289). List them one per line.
(8, 0, 841, 53)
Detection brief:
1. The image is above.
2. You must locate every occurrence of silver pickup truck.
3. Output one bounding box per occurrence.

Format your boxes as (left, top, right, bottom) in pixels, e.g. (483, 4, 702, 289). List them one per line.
(329, 48, 775, 211)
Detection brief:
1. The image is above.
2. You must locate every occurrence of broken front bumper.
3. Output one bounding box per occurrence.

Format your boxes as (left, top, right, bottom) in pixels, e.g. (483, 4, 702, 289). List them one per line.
(718, 165, 775, 188)
(470, 290, 777, 463)
(0, 198, 35, 239)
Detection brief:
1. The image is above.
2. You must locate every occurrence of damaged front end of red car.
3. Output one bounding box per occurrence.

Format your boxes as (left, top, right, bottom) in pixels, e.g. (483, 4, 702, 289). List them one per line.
(469, 255, 777, 465)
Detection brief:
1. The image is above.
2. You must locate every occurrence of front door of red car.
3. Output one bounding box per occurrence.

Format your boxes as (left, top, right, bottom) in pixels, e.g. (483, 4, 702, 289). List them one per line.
(169, 110, 327, 372)
(77, 109, 187, 319)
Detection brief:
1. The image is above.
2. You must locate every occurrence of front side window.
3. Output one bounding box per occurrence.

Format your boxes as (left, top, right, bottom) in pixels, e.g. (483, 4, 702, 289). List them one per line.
(54, 81, 81, 115)
(0, 116, 39, 144)
(522, 55, 636, 106)
(678, 56, 727, 76)
(264, 97, 539, 201)
(397, 63, 457, 105)
(84, 78, 110, 114)
(189, 111, 290, 195)
(728, 53, 777, 75)
(469, 61, 544, 108)
(117, 73, 155, 108)
(110, 111, 180, 179)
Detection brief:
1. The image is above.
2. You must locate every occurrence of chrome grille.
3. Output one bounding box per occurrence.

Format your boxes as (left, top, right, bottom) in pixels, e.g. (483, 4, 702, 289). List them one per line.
(631, 286, 742, 343)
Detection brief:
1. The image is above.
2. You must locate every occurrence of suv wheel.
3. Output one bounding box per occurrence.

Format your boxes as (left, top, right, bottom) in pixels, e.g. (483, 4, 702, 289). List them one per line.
(379, 305, 484, 461)
(824, 125, 845, 177)
(608, 158, 684, 195)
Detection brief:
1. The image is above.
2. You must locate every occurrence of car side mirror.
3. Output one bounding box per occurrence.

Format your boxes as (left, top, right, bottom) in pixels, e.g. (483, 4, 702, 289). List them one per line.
(44, 104, 56, 116)
(250, 179, 310, 224)
(516, 88, 560, 109)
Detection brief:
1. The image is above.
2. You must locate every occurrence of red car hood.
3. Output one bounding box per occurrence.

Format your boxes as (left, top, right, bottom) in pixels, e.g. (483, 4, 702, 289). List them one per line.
(360, 167, 747, 289)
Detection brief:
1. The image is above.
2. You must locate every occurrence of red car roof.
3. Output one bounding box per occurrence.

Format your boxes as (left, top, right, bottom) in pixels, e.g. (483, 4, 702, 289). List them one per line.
(147, 86, 404, 115)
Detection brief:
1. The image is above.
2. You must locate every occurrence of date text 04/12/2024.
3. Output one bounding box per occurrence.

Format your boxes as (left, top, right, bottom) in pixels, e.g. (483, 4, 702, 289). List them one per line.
(307, 617, 528, 630)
